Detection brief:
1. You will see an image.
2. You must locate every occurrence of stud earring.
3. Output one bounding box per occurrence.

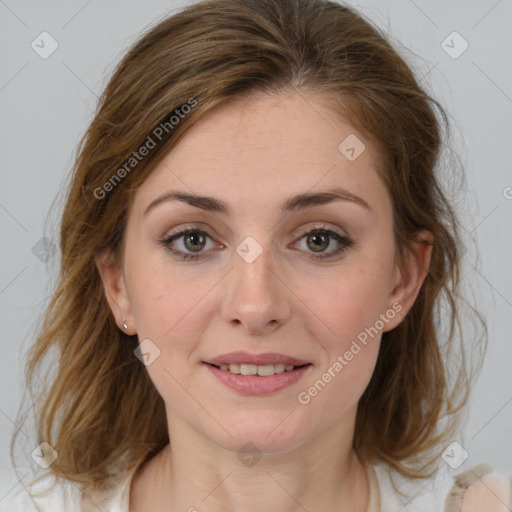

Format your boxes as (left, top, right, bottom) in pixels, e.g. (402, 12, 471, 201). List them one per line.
(122, 321, 128, 330)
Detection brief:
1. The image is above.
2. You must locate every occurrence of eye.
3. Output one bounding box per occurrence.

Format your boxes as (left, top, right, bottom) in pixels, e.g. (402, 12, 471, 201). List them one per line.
(158, 225, 353, 262)
(159, 228, 220, 261)
(293, 226, 353, 260)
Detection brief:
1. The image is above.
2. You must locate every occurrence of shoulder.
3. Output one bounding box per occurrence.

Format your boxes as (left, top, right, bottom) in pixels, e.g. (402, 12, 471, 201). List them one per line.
(444, 463, 512, 512)
(3, 469, 135, 512)
(369, 459, 512, 512)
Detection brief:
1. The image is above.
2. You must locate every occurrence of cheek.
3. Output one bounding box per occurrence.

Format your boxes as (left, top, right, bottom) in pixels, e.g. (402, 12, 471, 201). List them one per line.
(128, 263, 173, 338)
(300, 248, 394, 393)
(126, 250, 218, 354)
(312, 259, 393, 341)
(297, 269, 388, 413)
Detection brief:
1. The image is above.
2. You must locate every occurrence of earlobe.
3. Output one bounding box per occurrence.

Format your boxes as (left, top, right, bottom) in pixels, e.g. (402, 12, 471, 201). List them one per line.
(383, 230, 434, 332)
(95, 249, 136, 335)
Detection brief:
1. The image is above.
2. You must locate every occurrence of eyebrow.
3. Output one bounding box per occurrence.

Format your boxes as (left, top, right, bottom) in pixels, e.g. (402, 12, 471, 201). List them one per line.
(143, 186, 371, 217)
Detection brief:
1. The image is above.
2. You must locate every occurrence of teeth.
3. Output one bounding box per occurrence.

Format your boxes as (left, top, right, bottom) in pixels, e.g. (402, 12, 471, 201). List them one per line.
(257, 365, 275, 376)
(229, 363, 240, 374)
(217, 363, 299, 376)
(240, 364, 257, 375)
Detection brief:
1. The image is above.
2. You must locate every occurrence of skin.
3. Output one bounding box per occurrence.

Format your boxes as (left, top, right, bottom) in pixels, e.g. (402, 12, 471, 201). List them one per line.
(97, 88, 433, 511)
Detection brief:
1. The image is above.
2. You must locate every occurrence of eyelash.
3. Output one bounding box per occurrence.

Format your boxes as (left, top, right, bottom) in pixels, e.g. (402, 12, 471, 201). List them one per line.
(158, 225, 353, 262)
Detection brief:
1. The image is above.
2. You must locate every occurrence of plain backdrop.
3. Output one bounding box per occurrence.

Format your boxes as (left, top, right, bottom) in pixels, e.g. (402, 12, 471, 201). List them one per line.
(1, 0, 511, 501)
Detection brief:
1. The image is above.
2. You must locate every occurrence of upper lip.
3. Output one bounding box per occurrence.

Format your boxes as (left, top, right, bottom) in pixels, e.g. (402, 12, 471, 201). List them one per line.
(204, 351, 311, 367)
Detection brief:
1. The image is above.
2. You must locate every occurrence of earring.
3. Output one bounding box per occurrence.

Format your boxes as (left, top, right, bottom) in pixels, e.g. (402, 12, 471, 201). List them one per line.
(122, 321, 128, 330)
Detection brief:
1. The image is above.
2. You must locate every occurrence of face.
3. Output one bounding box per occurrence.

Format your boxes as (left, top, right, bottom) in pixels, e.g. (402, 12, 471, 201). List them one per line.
(98, 89, 431, 454)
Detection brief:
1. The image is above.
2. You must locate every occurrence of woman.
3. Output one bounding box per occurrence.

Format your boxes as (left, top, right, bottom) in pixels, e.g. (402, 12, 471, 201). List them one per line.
(9, 0, 511, 510)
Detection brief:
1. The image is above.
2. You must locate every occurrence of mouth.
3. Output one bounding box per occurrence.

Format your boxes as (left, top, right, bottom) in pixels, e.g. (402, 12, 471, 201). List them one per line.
(203, 354, 313, 395)
(205, 362, 312, 376)
(203, 351, 313, 395)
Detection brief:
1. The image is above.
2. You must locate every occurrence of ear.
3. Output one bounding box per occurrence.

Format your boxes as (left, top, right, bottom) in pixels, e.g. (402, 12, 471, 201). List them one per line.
(95, 249, 136, 335)
(383, 230, 434, 332)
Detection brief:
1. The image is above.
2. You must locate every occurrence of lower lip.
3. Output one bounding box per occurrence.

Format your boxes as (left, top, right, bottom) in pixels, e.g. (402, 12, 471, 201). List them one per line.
(204, 363, 312, 396)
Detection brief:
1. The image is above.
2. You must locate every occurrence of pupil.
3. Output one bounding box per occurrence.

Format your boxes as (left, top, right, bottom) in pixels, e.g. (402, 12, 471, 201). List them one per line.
(308, 233, 328, 252)
(185, 232, 205, 252)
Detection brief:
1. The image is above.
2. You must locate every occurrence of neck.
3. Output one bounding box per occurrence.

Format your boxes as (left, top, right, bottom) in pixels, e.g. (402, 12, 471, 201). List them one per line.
(130, 420, 370, 512)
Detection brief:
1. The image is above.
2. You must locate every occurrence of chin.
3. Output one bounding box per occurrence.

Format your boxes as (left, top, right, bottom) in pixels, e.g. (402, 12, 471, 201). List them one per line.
(206, 410, 311, 455)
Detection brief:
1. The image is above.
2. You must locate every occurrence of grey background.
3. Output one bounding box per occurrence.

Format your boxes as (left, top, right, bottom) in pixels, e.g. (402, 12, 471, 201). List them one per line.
(1, 0, 511, 502)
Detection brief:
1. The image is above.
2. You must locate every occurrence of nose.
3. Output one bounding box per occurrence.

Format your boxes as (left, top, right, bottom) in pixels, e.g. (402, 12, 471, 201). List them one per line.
(220, 239, 291, 337)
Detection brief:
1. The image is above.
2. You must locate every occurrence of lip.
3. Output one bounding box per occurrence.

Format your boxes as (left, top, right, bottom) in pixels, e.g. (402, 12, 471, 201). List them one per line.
(204, 362, 312, 396)
(204, 351, 311, 367)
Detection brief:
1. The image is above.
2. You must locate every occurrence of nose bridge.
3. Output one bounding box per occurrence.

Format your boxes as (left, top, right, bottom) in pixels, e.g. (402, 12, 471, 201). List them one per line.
(221, 234, 290, 334)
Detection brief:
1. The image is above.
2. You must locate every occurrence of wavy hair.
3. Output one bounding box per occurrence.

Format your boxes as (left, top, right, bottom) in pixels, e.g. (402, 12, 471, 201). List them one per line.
(13, 0, 486, 490)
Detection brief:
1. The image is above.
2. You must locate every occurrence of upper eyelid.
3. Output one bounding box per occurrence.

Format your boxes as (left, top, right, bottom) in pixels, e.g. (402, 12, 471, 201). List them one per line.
(163, 220, 349, 238)
(163, 225, 347, 241)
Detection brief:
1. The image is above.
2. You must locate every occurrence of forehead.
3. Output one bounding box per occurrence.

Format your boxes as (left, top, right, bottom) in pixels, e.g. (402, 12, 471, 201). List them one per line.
(130, 90, 391, 220)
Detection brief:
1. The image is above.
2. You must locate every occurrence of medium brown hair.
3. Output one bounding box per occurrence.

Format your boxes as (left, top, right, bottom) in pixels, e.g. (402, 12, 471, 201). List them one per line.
(14, 0, 485, 489)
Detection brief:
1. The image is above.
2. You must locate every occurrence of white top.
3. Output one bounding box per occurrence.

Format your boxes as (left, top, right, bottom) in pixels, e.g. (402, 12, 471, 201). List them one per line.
(4, 459, 509, 511)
